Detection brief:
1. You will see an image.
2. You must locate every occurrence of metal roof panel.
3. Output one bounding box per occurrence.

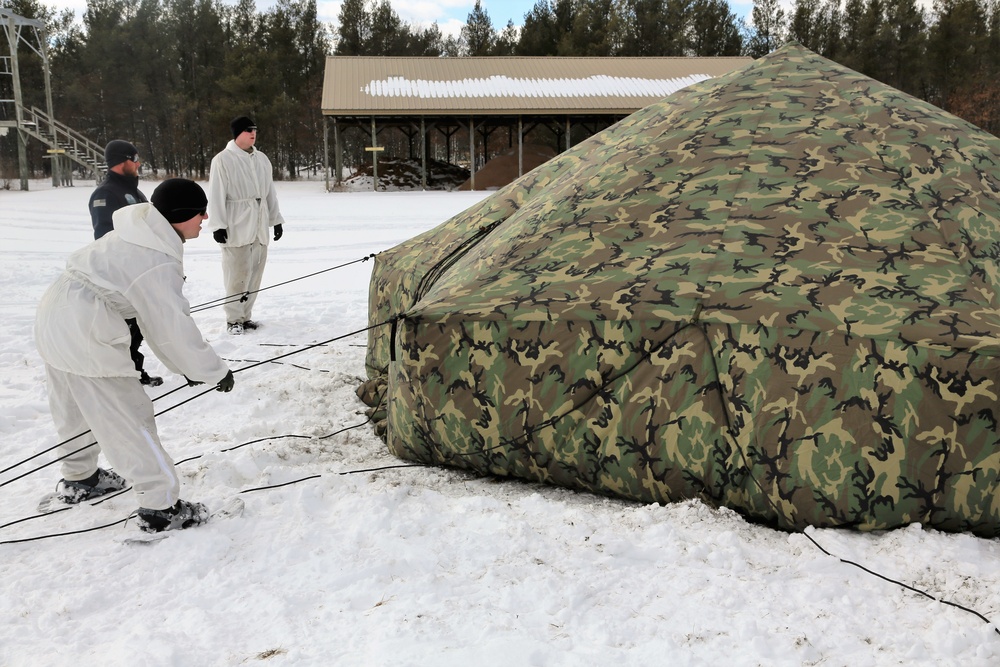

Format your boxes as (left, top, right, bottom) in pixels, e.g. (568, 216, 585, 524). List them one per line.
(322, 56, 754, 116)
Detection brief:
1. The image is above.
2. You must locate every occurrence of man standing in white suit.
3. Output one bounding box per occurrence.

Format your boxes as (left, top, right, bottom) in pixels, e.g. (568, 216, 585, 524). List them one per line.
(208, 115, 286, 335)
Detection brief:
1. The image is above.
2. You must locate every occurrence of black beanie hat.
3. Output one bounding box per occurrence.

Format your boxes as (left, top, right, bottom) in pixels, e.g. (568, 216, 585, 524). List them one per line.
(231, 115, 257, 138)
(104, 140, 138, 168)
(151, 178, 208, 224)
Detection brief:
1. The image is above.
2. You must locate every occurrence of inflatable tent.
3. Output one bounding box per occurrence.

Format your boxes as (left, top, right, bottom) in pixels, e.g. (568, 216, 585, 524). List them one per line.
(359, 43, 1000, 536)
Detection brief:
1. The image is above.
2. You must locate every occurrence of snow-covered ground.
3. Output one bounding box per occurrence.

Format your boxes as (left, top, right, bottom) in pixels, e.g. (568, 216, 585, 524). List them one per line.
(1, 178, 999, 666)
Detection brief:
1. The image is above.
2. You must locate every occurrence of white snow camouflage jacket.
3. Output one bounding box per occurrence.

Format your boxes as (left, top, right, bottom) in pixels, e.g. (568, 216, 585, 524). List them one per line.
(207, 140, 285, 247)
(34, 203, 230, 384)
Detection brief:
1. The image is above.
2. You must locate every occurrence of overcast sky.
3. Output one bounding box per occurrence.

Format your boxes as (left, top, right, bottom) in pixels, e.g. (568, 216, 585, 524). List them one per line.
(39, 0, 758, 38)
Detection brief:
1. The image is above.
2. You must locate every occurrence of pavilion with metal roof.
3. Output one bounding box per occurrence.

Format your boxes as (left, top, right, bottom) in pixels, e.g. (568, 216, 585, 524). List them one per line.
(320, 56, 752, 191)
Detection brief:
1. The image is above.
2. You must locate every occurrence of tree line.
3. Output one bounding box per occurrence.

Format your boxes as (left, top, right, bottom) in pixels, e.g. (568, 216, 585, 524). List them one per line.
(2, 0, 329, 180)
(336, 0, 1000, 135)
(1, 0, 998, 182)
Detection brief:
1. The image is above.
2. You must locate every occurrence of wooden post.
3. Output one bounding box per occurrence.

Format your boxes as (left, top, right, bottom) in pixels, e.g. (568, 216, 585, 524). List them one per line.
(40, 26, 58, 188)
(518, 116, 523, 178)
(323, 115, 330, 192)
(46, 148, 64, 186)
(420, 117, 426, 190)
(365, 145, 384, 192)
(6, 13, 28, 190)
(334, 120, 342, 187)
(370, 116, 378, 191)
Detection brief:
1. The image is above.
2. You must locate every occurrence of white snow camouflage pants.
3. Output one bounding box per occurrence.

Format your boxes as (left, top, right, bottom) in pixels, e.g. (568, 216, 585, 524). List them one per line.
(45, 365, 180, 510)
(222, 242, 268, 324)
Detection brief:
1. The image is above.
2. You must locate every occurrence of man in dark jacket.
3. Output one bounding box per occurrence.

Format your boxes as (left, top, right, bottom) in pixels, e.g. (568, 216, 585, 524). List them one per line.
(88, 140, 162, 386)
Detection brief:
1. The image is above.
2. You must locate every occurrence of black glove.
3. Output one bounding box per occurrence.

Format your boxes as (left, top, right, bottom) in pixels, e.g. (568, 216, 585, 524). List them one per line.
(216, 370, 235, 393)
(273, 224, 283, 241)
(185, 376, 204, 387)
(213, 228, 228, 244)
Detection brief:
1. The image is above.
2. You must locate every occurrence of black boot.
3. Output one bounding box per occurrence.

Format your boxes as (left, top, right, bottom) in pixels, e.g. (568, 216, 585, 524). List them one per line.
(56, 468, 128, 503)
(140, 371, 163, 387)
(137, 499, 209, 533)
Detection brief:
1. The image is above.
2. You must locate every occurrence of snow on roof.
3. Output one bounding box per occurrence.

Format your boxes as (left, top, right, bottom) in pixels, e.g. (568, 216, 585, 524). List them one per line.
(323, 56, 753, 116)
(363, 74, 711, 99)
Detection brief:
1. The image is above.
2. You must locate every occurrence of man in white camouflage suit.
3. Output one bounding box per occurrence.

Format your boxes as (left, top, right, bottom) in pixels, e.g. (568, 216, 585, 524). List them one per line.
(207, 115, 285, 335)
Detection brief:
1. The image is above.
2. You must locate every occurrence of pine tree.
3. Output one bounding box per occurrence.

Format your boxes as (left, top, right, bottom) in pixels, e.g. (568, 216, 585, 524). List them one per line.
(369, 0, 408, 54)
(567, 0, 614, 56)
(689, 0, 743, 55)
(462, 0, 497, 56)
(838, 0, 865, 70)
(881, 0, 926, 95)
(335, 0, 370, 55)
(926, 0, 990, 107)
(612, 0, 671, 56)
(789, 0, 823, 50)
(746, 0, 787, 57)
(495, 20, 518, 55)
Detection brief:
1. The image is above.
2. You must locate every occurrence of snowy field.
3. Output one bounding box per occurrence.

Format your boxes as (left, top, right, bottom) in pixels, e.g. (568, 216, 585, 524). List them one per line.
(1, 178, 999, 666)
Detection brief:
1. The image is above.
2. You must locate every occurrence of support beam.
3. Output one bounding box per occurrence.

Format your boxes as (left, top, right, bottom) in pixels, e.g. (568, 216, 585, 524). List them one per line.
(39, 26, 57, 188)
(323, 115, 330, 191)
(5, 12, 28, 190)
(518, 116, 523, 178)
(334, 120, 342, 187)
(435, 123, 460, 165)
(370, 116, 378, 192)
(420, 116, 426, 190)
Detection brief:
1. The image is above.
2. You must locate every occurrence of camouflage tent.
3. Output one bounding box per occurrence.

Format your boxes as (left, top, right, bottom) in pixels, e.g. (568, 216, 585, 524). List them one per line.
(359, 42, 1000, 537)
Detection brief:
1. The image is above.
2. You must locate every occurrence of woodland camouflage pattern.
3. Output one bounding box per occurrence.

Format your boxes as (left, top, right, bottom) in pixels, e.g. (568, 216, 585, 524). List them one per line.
(360, 43, 1000, 537)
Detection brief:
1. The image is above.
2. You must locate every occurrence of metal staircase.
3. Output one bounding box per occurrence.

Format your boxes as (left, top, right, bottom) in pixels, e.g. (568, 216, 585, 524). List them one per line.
(16, 103, 105, 178)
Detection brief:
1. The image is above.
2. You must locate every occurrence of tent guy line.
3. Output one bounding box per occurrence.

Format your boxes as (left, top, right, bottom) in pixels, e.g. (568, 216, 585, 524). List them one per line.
(377, 318, 1000, 638)
(0, 250, 380, 480)
(0, 359, 395, 533)
(2, 421, 997, 640)
(0, 461, 426, 545)
(0, 317, 399, 487)
(188, 253, 377, 314)
(1, 411, 393, 535)
(2, 298, 997, 637)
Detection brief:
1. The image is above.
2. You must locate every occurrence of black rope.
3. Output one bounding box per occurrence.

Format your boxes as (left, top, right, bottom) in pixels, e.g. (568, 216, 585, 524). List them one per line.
(0, 376, 391, 542)
(0, 461, 424, 545)
(0, 383, 228, 489)
(0, 505, 71, 529)
(0, 516, 132, 544)
(0, 375, 215, 480)
(378, 316, 1000, 638)
(240, 475, 323, 493)
(220, 357, 332, 373)
(0, 317, 397, 488)
(338, 463, 428, 475)
(691, 321, 1000, 638)
(0, 382, 393, 539)
(0, 249, 378, 474)
(189, 254, 376, 314)
(228, 318, 397, 376)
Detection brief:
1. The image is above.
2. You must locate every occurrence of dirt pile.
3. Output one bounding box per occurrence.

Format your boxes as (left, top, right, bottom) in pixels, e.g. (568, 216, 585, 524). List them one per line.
(459, 144, 557, 191)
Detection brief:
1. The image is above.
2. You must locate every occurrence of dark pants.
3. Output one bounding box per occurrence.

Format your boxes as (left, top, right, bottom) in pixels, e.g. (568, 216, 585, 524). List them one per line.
(126, 317, 146, 374)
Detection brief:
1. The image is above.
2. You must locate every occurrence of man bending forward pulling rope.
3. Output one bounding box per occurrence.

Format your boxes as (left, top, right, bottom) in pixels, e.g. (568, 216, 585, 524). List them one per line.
(36, 179, 235, 534)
